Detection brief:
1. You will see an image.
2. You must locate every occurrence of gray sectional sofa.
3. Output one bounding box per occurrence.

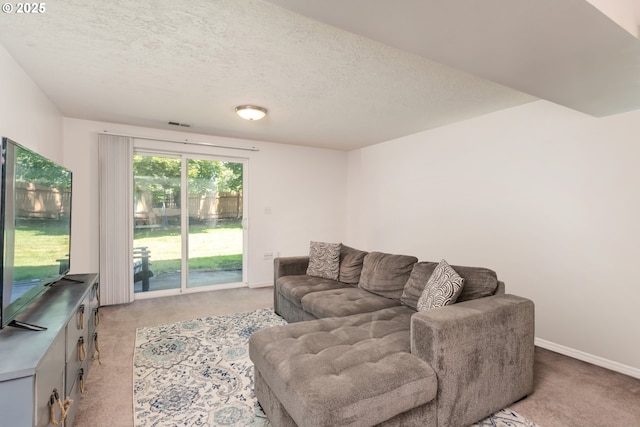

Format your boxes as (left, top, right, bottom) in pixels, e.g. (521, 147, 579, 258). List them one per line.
(249, 245, 535, 426)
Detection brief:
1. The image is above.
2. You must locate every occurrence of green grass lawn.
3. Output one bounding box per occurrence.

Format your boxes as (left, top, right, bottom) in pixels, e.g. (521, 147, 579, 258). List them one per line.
(9, 220, 243, 281)
(134, 221, 243, 274)
(12, 221, 70, 280)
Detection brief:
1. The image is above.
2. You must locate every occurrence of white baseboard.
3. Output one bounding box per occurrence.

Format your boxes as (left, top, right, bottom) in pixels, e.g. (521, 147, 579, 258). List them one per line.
(248, 282, 272, 289)
(535, 338, 640, 379)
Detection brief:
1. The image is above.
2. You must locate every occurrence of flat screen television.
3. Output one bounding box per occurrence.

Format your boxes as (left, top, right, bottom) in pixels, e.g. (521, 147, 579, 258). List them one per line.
(0, 137, 72, 330)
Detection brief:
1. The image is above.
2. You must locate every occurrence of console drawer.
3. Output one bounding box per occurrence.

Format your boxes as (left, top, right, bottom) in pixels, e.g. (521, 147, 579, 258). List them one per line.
(64, 366, 86, 427)
(65, 297, 90, 360)
(35, 333, 66, 427)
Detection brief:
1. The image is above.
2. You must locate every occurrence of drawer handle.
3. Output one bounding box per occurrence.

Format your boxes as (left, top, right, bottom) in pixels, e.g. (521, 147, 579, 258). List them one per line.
(79, 368, 85, 393)
(78, 305, 85, 329)
(49, 388, 73, 426)
(93, 306, 100, 327)
(78, 336, 87, 361)
(93, 332, 102, 365)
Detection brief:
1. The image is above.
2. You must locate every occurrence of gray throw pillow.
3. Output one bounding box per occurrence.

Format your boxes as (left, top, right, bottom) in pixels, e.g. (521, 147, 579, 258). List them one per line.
(358, 252, 418, 299)
(306, 241, 341, 280)
(339, 245, 368, 284)
(417, 259, 465, 311)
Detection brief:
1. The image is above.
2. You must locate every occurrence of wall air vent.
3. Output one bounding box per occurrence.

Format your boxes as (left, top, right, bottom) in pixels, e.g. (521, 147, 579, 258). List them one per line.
(167, 121, 192, 128)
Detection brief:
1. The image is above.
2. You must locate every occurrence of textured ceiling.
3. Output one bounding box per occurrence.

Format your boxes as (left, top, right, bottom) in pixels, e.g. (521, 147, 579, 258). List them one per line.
(0, 0, 638, 150)
(266, 0, 640, 117)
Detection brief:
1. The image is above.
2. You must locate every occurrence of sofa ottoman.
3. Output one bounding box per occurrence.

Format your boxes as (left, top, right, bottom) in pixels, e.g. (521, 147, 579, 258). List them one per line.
(249, 306, 438, 427)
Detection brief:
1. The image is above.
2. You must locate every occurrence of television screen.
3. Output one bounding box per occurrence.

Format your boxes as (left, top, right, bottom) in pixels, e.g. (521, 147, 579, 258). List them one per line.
(1, 137, 72, 329)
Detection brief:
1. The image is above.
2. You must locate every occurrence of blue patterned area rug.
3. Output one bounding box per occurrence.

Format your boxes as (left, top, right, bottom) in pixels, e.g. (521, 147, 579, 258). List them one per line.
(133, 308, 537, 427)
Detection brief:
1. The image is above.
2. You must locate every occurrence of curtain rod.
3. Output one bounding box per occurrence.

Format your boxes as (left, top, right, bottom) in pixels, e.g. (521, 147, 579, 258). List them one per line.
(99, 130, 260, 152)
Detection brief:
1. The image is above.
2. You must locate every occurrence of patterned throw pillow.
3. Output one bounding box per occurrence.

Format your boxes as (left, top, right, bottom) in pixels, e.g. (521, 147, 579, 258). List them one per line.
(417, 259, 465, 311)
(306, 241, 341, 280)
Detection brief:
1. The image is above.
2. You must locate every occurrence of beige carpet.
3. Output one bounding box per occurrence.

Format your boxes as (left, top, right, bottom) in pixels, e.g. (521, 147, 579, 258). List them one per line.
(72, 287, 640, 427)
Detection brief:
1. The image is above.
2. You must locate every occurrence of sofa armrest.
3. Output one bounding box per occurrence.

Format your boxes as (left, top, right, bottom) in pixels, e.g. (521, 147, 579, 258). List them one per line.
(273, 257, 309, 314)
(274, 256, 309, 280)
(410, 294, 534, 426)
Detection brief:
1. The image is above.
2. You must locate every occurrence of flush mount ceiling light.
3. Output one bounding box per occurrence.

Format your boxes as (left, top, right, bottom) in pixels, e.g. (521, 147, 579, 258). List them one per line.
(235, 105, 267, 121)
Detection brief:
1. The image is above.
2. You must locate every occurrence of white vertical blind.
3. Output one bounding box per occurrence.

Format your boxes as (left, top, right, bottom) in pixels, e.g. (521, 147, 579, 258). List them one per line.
(98, 134, 133, 305)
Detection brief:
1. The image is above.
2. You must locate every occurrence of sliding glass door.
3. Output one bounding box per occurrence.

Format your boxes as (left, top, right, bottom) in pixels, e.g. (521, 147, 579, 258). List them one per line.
(186, 158, 244, 289)
(133, 152, 245, 296)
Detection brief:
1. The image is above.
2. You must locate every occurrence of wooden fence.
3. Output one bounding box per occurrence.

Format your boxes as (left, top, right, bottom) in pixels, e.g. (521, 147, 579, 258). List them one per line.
(135, 191, 242, 225)
(15, 182, 71, 219)
(188, 191, 243, 220)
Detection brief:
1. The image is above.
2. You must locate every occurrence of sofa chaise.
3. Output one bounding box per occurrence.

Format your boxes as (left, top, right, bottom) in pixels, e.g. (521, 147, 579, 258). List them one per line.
(249, 244, 535, 426)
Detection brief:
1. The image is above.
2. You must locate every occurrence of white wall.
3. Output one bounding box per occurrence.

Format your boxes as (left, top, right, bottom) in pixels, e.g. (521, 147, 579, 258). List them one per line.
(63, 118, 347, 287)
(0, 44, 63, 159)
(347, 100, 640, 375)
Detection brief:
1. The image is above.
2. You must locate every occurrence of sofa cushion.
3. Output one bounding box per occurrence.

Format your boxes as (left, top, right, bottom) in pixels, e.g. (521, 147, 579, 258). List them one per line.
(301, 287, 402, 318)
(401, 261, 499, 310)
(249, 306, 437, 427)
(306, 241, 341, 280)
(358, 252, 418, 300)
(277, 275, 351, 308)
(417, 259, 464, 311)
(338, 245, 368, 284)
